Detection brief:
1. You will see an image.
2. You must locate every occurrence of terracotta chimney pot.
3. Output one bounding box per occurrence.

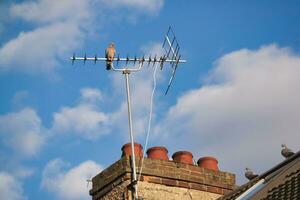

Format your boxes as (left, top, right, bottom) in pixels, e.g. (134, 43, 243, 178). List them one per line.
(172, 151, 193, 165)
(146, 146, 169, 160)
(121, 142, 143, 157)
(197, 156, 219, 171)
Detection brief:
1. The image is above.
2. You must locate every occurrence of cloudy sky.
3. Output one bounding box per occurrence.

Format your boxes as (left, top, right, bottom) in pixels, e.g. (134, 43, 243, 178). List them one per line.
(1, 0, 300, 199)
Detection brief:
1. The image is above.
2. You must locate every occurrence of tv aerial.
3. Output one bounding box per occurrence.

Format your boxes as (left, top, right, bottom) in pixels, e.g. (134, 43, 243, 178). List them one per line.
(70, 26, 186, 199)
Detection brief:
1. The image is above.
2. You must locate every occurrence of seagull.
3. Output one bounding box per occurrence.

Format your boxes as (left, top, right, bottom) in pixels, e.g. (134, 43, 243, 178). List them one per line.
(86, 178, 92, 188)
(281, 144, 294, 159)
(105, 43, 116, 70)
(245, 168, 258, 180)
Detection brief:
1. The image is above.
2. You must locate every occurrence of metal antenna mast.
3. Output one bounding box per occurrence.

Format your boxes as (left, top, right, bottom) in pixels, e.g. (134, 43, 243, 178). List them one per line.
(70, 26, 186, 199)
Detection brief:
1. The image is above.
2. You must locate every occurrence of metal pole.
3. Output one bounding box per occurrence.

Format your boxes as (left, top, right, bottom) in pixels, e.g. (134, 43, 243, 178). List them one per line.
(123, 70, 138, 199)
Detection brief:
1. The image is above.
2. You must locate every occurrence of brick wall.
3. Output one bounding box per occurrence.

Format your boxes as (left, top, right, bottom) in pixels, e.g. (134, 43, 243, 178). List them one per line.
(90, 156, 235, 200)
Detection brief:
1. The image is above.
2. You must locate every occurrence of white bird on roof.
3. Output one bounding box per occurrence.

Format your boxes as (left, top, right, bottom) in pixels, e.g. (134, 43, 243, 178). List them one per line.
(86, 176, 92, 188)
(105, 43, 116, 70)
(245, 168, 258, 180)
(281, 144, 294, 159)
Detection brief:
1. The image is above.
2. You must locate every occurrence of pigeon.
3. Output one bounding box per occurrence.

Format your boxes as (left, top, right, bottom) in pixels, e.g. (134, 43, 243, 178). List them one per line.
(281, 144, 294, 159)
(245, 168, 258, 180)
(105, 43, 116, 70)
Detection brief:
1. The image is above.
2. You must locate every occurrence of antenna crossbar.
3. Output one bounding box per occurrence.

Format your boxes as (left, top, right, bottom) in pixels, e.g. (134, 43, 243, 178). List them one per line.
(70, 56, 186, 64)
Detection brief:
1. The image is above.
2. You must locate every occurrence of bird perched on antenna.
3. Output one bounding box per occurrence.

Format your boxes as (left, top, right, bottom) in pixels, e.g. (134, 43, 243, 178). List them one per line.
(105, 43, 116, 70)
(245, 168, 258, 180)
(281, 144, 294, 159)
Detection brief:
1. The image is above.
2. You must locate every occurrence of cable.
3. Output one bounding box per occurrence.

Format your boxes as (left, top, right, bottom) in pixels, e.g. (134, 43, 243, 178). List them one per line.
(137, 63, 159, 181)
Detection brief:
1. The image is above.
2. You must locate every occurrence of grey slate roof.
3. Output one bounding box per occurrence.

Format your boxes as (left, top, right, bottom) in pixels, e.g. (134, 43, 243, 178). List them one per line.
(218, 151, 300, 200)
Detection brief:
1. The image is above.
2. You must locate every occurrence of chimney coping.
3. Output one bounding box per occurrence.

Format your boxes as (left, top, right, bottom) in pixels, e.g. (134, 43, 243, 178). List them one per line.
(91, 156, 236, 196)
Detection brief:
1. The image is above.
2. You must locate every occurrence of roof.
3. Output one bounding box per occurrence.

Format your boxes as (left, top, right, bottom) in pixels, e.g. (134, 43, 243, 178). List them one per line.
(218, 151, 300, 200)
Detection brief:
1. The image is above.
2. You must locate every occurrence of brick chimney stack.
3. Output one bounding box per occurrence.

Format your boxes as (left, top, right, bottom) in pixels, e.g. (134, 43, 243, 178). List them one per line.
(90, 143, 236, 200)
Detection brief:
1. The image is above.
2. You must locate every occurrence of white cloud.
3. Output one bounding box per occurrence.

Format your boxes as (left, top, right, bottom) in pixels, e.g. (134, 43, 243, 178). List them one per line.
(10, 0, 90, 24)
(101, 0, 164, 15)
(11, 90, 30, 109)
(41, 158, 102, 200)
(80, 88, 102, 103)
(13, 166, 35, 179)
(155, 44, 300, 183)
(0, 95, 43, 180)
(0, 171, 26, 200)
(52, 104, 108, 139)
(0, 108, 45, 157)
(52, 88, 109, 139)
(0, 0, 92, 74)
(0, 21, 84, 73)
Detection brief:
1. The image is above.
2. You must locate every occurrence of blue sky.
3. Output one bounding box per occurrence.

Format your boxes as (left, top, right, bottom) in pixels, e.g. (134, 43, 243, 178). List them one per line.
(1, 1, 300, 199)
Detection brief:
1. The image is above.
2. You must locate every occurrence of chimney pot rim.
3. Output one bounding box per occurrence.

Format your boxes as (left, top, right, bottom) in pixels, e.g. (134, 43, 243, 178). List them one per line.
(121, 142, 143, 150)
(172, 151, 193, 158)
(146, 146, 168, 154)
(197, 156, 218, 163)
